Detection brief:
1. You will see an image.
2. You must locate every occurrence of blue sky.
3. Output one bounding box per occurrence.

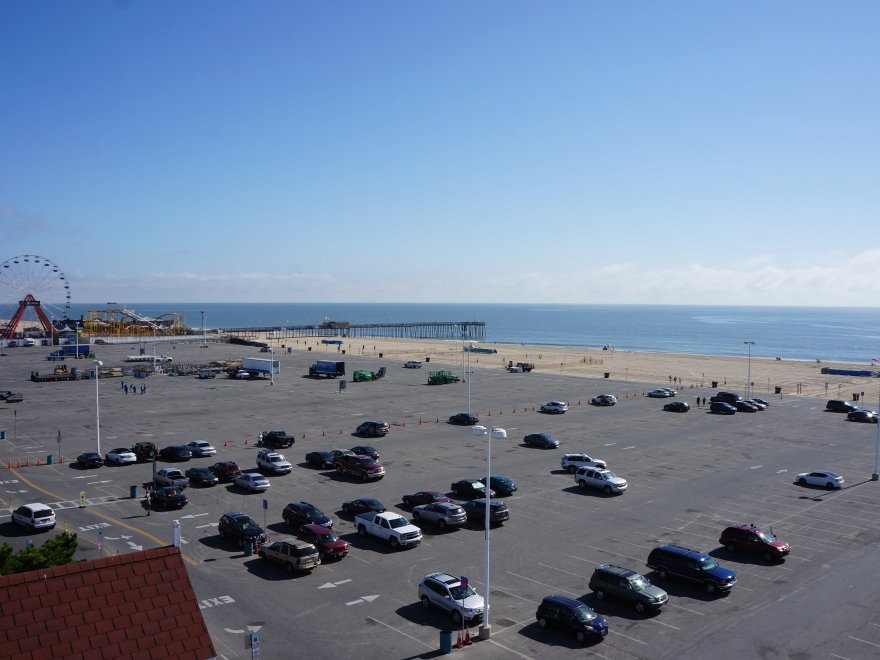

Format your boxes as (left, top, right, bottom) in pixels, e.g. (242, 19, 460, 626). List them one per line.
(1, 1, 878, 306)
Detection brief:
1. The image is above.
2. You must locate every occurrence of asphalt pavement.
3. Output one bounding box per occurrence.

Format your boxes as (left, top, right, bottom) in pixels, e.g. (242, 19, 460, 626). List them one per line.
(2, 340, 880, 660)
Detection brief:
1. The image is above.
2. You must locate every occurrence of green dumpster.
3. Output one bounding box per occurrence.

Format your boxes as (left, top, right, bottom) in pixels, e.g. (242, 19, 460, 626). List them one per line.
(130, 485, 139, 498)
(243, 540, 254, 557)
(0, 430, 6, 440)
(47, 455, 54, 465)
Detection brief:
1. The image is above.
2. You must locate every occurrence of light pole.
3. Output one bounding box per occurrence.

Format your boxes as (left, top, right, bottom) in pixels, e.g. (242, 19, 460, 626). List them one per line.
(94, 359, 103, 455)
(471, 425, 507, 640)
(744, 341, 755, 399)
(467, 343, 472, 415)
(201, 311, 207, 348)
(270, 345, 275, 386)
(873, 385, 879, 481)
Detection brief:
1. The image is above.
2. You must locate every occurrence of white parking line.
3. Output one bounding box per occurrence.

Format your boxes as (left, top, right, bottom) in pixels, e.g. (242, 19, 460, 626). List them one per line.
(537, 562, 585, 579)
(665, 602, 704, 616)
(581, 546, 649, 564)
(609, 629, 647, 645)
(849, 636, 880, 649)
(647, 617, 680, 630)
(504, 570, 578, 596)
(364, 616, 435, 651)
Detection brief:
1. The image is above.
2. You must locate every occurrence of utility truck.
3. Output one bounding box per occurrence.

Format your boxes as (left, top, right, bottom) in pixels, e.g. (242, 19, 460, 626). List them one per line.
(309, 360, 345, 378)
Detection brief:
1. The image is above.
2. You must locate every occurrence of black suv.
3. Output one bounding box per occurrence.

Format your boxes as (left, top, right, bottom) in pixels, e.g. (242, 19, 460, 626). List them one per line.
(282, 501, 333, 529)
(130, 441, 158, 463)
(826, 399, 858, 413)
(218, 512, 267, 548)
(588, 564, 668, 613)
(646, 544, 737, 594)
(535, 594, 608, 643)
(710, 391, 742, 404)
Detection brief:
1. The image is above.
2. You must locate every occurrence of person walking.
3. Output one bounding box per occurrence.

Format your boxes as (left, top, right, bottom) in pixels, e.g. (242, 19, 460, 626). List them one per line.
(145, 491, 151, 516)
(124, 384, 129, 394)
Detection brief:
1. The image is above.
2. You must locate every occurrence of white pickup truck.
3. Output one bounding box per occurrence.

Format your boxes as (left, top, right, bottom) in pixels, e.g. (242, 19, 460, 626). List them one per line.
(256, 450, 292, 475)
(153, 468, 190, 488)
(354, 511, 422, 550)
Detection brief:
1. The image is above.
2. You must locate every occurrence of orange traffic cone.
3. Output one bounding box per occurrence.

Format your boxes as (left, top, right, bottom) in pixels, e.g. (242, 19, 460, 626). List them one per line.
(17, 458, 21, 468)
(6, 460, 10, 469)
(302, 432, 307, 439)
(59, 456, 64, 464)
(26, 457, 30, 467)
(455, 632, 463, 649)
(463, 629, 472, 645)
(224, 439, 228, 447)
(244, 437, 249, 445)
(36, 457, 41, 466)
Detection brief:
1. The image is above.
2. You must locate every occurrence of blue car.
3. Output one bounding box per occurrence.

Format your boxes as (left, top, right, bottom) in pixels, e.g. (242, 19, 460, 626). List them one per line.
(536, 594, 608, 643)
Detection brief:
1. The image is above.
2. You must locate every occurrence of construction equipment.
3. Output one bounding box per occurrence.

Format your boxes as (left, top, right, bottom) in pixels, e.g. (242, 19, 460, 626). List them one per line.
(352, 367, 387, 382)
(428, 370, 460, 385)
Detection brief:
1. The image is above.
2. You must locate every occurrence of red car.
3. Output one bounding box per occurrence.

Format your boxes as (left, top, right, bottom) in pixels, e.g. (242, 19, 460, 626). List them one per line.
(402, 491, 453, 507)
(209, 461, 242, 482)
(298, 523, 349, 561)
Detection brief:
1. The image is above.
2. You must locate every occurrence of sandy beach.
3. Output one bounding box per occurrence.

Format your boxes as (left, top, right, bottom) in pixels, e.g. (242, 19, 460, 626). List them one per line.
(249, 333, 880, 405)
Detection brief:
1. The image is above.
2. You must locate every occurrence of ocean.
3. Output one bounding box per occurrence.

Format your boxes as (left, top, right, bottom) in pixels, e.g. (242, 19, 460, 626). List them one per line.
(57, 303, 880, 365)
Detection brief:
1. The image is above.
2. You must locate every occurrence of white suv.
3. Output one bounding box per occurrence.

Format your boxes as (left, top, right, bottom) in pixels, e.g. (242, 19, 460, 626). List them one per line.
(574, 467, 628, 495)
(418, 572, 484, 624)
(404, 361, 422, 369)
(561, 453, 607, 472)
(540, 401, 569, 414)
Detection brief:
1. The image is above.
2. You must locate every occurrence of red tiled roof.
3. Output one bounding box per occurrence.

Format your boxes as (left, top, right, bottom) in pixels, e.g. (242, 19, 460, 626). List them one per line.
(0, 546, 215, 660)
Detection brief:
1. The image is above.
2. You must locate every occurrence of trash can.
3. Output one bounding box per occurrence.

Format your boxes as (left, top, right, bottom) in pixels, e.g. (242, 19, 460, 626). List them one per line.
(243, 540, 254, 556)
(341, 350, 345, 354)
(853, 393, 860, 401)
(130, 485, 139, 498)
(774, 386, 782, 394)
(379, 353, 383, 358)
(604, 372, 610, 378)
(439, 630, 453, 654)
(712, 381, 718, 388)
(47, 455, 53, 465)
(425, 357, 430, 362)
(0, 430, 6, 440)
(308, 347, 312, 351)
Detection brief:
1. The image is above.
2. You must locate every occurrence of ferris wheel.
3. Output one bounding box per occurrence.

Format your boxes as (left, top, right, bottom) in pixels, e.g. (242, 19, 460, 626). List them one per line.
(0, 254, 72, 339)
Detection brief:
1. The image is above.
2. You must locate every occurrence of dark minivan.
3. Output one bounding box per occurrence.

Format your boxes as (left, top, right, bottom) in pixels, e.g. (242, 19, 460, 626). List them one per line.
(535, 594, 608, 643)
(646, 544, 737, 594)
(826, 400, 858, 413)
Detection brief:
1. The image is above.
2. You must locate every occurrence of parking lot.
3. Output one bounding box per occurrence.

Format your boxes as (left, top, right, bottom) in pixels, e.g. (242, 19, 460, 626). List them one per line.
(2, 341, 880, 659)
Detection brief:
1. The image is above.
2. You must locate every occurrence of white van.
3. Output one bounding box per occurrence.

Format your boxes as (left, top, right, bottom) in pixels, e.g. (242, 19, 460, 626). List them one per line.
(12, 503, 56, 531)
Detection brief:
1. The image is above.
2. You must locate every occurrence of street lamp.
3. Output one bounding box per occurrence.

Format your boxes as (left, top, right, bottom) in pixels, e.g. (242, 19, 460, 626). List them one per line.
(471, 425, 507, 640)
(201, 311, 207, 348)
(873, 385, 879, 481)
(744, 341, 755, 399)
(94, 359, 103, 455)
(270, 345, 275, 386)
